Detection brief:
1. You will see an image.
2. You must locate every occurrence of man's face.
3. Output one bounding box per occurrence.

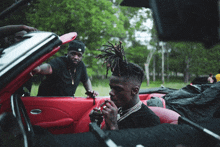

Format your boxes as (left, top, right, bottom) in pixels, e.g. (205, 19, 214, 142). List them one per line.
(67, 50, 83, 65)
(109, 76, 134, 109)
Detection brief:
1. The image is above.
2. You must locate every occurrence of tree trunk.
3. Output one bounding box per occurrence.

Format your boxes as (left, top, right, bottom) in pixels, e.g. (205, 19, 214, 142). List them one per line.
(166, 47, 169, 82)
(184, 57, 190, 83)
(145, 48, 156, 86)
(144, 63, 150, 86)
(153, 55, 155, 81)
(161, 42, 164, 84)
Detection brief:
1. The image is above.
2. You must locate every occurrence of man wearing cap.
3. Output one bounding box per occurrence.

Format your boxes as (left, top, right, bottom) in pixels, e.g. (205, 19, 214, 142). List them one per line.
(33, 40, 98, 97)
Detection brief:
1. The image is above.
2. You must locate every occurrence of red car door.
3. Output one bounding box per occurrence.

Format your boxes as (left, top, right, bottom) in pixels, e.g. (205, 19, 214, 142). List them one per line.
(21, 96, 107, 134)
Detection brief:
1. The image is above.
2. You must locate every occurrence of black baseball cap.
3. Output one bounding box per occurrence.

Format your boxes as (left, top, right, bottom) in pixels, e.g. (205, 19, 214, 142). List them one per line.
(68, 40, 85, 53)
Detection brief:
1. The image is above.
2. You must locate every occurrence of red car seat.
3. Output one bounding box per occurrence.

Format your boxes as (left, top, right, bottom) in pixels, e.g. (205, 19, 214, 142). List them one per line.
(149, 106, 180, 124)
(75, 99, 180, 133)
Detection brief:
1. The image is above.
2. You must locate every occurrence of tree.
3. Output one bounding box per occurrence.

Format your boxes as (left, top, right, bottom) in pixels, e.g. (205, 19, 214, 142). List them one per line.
(146, 22, 160, 84)
(0, 0, 29, 26)
(167, 42, 208, 83)
(26, 0, 127, 77)
(126, 40, 150, 69)
(190, 44, 220, 76)
(144, 49, 155, 86)
(161, 42, 165, 84)
(2, 0, 157, 80)
(115, 2, 155, 85)
(165, 44, 170, 82)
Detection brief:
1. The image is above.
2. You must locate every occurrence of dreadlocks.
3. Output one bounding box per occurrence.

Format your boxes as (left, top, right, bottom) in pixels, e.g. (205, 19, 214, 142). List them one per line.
(96, 41, 144, 84)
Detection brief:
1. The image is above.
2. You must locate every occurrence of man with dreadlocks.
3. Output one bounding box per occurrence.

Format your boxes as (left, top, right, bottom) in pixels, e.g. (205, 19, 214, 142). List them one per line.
(90, 41, 160, 130)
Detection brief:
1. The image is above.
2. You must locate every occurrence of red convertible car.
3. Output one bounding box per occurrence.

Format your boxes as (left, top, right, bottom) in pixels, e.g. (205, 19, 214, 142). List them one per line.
(0, 31, 183, 146)
(1, 0, 220, 146)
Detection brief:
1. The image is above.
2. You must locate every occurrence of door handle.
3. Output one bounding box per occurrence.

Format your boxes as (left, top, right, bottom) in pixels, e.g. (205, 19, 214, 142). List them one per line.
(30, 109, 42, 114)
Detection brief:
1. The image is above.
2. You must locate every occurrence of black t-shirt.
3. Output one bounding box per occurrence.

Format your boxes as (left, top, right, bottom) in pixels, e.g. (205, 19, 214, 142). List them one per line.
(118, 103, 160, 129)
(38, 56, 88, 96)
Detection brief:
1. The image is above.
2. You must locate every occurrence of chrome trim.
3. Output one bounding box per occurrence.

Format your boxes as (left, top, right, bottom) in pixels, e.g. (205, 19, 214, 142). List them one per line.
(30, 109, 42, 115)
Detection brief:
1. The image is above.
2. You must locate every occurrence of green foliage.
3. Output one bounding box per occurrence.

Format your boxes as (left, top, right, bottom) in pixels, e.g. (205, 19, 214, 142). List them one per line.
(167, 41, 220, 77)
(126, 41, 150, 69)
(7, 0, 216, 84)
(195, 44, 220, 75)
(24, 0, 152, 78)
(0, 1, 29, 26)
(25, 0, 131, 77)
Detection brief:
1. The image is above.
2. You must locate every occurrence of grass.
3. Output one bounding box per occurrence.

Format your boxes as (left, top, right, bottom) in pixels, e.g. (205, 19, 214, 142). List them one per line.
(31, 79, 190, 97)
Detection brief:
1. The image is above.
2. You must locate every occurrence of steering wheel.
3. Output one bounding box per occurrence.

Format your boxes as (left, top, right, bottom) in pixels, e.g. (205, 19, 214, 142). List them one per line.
(11, 94, 34, 147)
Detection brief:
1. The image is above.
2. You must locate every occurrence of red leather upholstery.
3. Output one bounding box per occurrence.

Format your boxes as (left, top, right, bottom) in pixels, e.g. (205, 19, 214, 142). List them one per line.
(139, 93, 165, 101)
(160, 98, 166, 108)
(22, 96, 179, 134)
(149, 106, 180, 124)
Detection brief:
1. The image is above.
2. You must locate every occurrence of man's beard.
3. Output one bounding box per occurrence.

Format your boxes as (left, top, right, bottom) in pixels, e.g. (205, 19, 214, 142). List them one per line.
(67, 56, 79, 67)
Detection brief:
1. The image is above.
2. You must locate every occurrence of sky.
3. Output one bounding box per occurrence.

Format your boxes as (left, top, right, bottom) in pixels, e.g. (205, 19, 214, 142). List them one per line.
(135, 18, 153, 43)
(130, 8, 153, 46)
(112, 7, 153, 48)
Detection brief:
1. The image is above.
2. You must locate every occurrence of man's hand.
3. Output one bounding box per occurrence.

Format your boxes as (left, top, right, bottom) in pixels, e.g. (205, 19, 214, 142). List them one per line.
(0, 25, 38, 38)
(89, 107, 103, 126)
(22, 25, 38, 32)
(85, 90, 99, 98)
(30, 66, 41, 76)
(100, 100, 119, 130)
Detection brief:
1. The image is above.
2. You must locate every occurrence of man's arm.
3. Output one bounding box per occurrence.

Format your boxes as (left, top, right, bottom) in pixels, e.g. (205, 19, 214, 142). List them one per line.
(83, 79, 99, 97)
(83, 79, 93, 92)
(0, 25, 37, 38)
(31, 63, 52, 75)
